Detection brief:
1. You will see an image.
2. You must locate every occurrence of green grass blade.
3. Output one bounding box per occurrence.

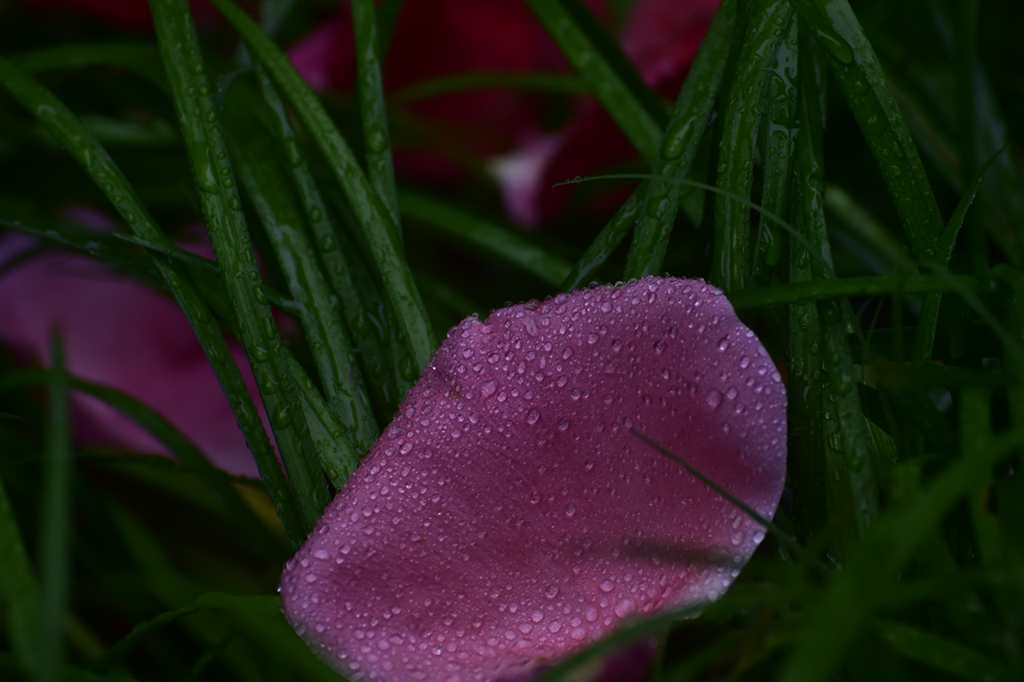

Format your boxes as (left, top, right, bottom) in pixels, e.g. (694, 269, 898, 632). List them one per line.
(352, 0, 400, 234)
(11, 42, 164, 85)
(226, 83, 378, 457)
(0, 465, 40, 675)
(824, 186, 915, 271)
(793, 38, 879, 541)
(731, 274, 975, 310)
(913, 150, 1002, 361)
(243, 68, 401, 422)
(285, 353, 361, 489)
(148, 0, 327, 529)
(562, 191, 640, 291)
(623, 0, 738, 278)
(710, 0, 794, 290)
(210, 0, 435, 376)
(0, 367, 280, 551)
(794, 0, 945, 262)
(753, 15, 800, 281)
(526, 0, 662, 160)
(399, 191, 571, 288)
(38, 337, 72, 682)
(876, 620, 1003, 681)
(378, 0, 406, 54)
(779, 428, 1024, 682)
(0, 58, 301, 542)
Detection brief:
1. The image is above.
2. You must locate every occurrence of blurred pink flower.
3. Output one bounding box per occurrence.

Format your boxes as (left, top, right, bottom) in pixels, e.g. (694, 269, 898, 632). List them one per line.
(281, 277, 786, 681)
(0, 223, 263, 478)
(288, 0, 718, 226)
(495, 0, 721, 226)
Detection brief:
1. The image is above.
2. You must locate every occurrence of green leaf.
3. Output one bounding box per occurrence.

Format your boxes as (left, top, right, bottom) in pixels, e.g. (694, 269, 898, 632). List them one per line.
(149, 0, 328, 530)
(37, 337, 72, 682)
(210, 0, 435, 379)
(711, 0, 795, 290)
(526, 0, 662, 160)
(0, 58, 301, 542)
(400, 190, 572, 288)
(623, 0, 738, 278)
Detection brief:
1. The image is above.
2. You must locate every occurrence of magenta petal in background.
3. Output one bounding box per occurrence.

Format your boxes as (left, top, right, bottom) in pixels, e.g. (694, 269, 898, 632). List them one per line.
(0, 235, 262, 478)
(281, 277, 786, 681)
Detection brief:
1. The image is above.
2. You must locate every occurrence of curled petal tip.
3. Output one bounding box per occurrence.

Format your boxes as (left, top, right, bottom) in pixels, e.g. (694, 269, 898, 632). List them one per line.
(281, 276, 786, 681)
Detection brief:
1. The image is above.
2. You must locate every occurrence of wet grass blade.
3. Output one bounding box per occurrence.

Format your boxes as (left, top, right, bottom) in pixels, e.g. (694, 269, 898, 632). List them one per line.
(793, 38, 879, 541)
(0, 58, 302, 542)
(526, 0, 662, 160)
(352, 0, 400, 235)
(623, 0, 738, 278)
(794, 0, 945, 263)
(710, 0, 794, 290)
(753, 15, 799, 282)
(226, 83, 378, 457)
(37, 337, 72, 682)
(210, 0, 435, 377)
(400, 191, 571, 288)
(149, 0, 327, 530)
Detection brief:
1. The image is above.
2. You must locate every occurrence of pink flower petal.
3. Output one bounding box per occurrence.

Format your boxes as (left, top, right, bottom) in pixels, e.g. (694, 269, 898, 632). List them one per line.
(0, 234, 263, 478)
(281, 277, 786, 681)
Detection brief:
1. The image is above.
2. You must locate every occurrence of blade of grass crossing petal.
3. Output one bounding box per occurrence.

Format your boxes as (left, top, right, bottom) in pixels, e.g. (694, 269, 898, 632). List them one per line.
(226, 85, 378, 456)
(400, 191, 571, 287)
(149, 0, 328, 529)
(710, 0, 794, 290)
(38, 337, 72, 682)
(753, 15, 799, 283)
(793, 0, 945, 263)
(526, 0, 662, 160)
(562, 191, 640, 291)
(210, 0, 434, 377)
(0, 471, 40, 673)
(779, 428, 1024, 682)
(623, 0, 738, 278)
(0, 59, 301, 541)
(352, 0, 400, 235)
(794, 38, 878, 541)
